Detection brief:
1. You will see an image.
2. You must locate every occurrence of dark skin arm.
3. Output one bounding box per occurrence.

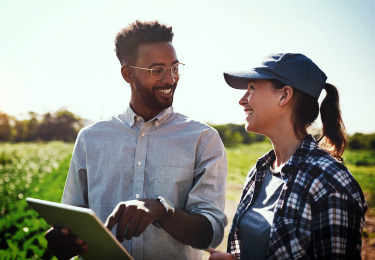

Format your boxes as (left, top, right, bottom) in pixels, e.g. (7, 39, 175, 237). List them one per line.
(208, 248, 235, 260)
(104, 199, 213, 248)
(45, 227, 89, 260)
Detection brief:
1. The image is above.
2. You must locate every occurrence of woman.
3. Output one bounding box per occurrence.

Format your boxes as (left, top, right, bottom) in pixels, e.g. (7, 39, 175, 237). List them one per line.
(209, 53, 367, 259)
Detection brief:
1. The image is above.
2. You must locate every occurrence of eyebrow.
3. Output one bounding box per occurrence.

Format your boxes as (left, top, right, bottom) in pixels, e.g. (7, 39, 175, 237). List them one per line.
(248, 80, 256, 84)
(148, 60, 179, 68)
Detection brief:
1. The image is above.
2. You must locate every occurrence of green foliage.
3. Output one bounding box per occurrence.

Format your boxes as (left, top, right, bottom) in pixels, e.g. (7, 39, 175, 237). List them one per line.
(226, 141, 375, 208)
(0, 113, 12, 142)
(0, 142, 73, 259)
(345, 165, 375, 196)
(1, 136, 374, 258)
(343, 149, 375, 166)
(211, 124, 265, 146)
(226, 141, 272, 183)
(0, 110, 83, 143)
(348, 133, 375, 151)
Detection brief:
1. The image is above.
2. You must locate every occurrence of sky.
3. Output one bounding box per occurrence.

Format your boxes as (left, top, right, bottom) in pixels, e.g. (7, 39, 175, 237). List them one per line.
(1, 0, 374, 134)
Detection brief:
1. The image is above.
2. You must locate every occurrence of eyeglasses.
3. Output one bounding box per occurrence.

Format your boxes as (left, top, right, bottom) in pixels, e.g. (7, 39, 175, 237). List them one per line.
(126, 63, 185, 80)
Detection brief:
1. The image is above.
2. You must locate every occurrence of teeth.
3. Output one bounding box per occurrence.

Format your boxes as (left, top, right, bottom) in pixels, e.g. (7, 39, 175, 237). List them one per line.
(158, 89, 172, 94)
(245, 110, 253, 116)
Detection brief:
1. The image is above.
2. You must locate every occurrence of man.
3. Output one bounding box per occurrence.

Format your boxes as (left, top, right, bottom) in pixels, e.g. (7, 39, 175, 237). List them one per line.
(45, 20, 227, 260)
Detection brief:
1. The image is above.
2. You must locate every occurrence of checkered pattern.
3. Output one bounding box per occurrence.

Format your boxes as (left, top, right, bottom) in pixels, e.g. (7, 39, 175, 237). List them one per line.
(227, 135, 367, 259)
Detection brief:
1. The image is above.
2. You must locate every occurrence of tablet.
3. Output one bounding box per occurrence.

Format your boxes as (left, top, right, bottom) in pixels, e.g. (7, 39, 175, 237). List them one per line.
(26, 197, 133, 260)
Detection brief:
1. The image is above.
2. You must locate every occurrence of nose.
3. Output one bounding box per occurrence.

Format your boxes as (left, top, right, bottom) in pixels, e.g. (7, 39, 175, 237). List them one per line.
(161, 68, 176, 84)
(239, 91, 249, 107)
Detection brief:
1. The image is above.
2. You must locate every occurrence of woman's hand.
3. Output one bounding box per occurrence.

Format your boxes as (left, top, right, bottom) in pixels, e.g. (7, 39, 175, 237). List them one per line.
(208, 248, 235, 260)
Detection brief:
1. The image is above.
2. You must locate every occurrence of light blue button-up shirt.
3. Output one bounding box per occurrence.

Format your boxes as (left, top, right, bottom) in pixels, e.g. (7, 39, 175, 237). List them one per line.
(62, 106, 228, 260)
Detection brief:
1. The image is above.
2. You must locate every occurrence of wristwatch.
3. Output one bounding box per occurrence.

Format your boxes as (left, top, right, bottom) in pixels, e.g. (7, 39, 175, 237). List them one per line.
(153, 196, 175, 229)
(156, 196, 175, 217)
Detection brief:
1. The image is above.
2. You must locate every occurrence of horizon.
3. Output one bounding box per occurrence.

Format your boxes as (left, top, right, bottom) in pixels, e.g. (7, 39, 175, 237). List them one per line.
(1, 0, 374, 135)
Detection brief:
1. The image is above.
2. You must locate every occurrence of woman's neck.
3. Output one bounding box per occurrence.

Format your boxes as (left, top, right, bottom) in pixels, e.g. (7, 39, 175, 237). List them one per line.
(269, 126, 304, 169)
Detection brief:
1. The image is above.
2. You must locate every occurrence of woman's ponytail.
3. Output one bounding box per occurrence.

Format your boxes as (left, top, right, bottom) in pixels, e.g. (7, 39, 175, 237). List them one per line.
(317, 83, 348, 162)
(270, 79, 348, 161)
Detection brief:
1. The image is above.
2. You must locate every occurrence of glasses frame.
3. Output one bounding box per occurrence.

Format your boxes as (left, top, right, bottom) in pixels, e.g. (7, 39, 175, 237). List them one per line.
(125, 63, 185, 80)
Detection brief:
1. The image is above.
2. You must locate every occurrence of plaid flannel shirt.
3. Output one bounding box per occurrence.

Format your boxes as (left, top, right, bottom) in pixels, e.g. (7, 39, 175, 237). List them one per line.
(227, 135, 367, 259)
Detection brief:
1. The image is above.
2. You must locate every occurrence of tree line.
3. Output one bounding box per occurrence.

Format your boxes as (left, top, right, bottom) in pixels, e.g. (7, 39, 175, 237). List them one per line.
(210, 124, 266, 146)
(0, 110, 82, 142)
(210, 124, 375, 151)
(1, 110, 374, 150)
(348, 133, 375, 150)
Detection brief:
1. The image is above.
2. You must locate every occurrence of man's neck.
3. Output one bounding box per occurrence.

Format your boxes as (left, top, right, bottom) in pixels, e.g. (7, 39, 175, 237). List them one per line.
(129, 103, 164, 122)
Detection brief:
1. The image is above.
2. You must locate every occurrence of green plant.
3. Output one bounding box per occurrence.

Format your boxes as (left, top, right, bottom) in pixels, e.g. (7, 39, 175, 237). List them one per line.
(0, 142, 73, 259)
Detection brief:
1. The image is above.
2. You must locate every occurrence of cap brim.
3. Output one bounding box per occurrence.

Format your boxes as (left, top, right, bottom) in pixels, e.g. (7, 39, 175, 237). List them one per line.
(223, 70, 275, 89)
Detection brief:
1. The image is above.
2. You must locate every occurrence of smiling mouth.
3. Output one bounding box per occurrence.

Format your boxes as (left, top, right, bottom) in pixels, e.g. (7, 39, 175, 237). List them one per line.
(158, 89, 172, 94)
(245, 110, 253, 116)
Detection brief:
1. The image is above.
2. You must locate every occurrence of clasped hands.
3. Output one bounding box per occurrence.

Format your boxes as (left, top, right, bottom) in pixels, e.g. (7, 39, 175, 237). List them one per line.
(45, 199, 165, 260)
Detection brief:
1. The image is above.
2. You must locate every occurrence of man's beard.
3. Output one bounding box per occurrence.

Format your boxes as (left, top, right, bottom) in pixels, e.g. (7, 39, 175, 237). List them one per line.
(134, 76, 176, 110)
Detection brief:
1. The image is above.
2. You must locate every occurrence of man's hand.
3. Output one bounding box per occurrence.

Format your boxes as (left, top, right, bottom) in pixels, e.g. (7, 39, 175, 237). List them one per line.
(104, 199, 165, 242)
(208, 248, 235, 260)
(45, 227, 89, 260)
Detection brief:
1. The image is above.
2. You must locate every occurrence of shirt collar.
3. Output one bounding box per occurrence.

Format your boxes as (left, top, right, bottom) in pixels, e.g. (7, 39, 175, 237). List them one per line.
(124, 106, 174, 128)
(256, 134, 317, 175)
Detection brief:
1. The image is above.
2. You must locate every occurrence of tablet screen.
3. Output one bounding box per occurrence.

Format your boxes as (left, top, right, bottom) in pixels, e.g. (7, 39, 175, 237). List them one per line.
(26, 198, 133, 260)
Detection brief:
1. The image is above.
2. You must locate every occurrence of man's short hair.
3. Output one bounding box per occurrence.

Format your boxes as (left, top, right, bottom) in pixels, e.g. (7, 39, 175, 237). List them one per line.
(115, 20, 174, 65)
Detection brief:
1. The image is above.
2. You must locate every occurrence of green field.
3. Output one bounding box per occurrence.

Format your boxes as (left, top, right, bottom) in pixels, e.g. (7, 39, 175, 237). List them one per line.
(0, 141, 374, 259)
(226, 142, 375, 208)
(0, 142, 73, 260)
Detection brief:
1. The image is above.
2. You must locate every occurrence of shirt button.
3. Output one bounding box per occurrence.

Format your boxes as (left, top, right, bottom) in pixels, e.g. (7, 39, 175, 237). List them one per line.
(141, 132, 145, 137)
(129, 122, 133, 126)
(137, 162, 142, 166)
(136, 117, 141, 121)
(135, 194, 140, 199)
(283, 186, 288, 190)
(155, 121, 159, 127)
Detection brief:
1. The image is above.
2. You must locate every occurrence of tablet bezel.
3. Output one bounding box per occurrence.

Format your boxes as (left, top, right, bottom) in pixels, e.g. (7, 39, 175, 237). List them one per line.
(26, 197, 133, 260)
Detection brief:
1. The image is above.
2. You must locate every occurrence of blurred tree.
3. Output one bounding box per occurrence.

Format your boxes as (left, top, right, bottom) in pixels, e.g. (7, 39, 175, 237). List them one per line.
(348, 133, 375, 150)
(0, 112, 12, 141)
(54, 110, 82, 142)
(26, 112, 39, 141)
(37, 110, 81, 142)
(211, 123, 265, 146)
(37, 113, 54, 141)
(14, 120, 27, 142)
(1, 110, 83, 142)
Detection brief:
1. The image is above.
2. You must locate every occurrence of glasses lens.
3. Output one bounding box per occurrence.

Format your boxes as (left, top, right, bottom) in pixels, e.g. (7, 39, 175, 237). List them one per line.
(151, 66, 167, 80)
(171, 63, 184, 77)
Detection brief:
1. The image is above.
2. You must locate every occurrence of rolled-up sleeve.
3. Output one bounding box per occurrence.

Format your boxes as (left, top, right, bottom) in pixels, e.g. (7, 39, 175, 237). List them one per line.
(61, 129, 89, 208)
(186, 129, 228, 249)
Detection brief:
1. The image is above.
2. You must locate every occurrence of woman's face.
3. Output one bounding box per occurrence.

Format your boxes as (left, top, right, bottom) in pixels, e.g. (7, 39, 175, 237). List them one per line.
(239, 79, 281, 135)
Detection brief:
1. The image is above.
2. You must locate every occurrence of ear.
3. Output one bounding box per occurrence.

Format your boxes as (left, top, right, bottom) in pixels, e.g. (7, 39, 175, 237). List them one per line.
(279, 86, 293, 107)
(121, 66, 133, 83)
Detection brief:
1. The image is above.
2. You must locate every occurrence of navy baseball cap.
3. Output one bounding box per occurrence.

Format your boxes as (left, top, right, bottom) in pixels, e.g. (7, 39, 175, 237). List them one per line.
(223, 53, 327, 99)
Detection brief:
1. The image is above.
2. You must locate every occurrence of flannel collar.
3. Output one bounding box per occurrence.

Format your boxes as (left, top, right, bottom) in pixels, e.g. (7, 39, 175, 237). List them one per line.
(255, 134, 317, 177)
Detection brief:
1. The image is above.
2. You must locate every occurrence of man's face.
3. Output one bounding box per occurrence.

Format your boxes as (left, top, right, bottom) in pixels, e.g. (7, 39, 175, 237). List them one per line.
(130, 42, 179, 111)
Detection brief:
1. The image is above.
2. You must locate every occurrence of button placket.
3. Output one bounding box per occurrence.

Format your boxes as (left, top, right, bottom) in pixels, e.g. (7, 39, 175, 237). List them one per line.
(132, 122, 151, 203)
(131, 122, 151, 258)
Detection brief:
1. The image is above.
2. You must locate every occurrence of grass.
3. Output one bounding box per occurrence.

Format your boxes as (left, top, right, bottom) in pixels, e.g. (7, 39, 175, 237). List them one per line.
(0, 141, 374, 259)
(0, 142, 73, 260)
(226, 141, 375, 209)
(226, 141, 273, 184)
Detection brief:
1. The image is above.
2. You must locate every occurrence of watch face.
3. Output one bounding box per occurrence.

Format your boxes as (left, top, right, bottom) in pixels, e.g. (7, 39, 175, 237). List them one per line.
(158, 196, 175, 217)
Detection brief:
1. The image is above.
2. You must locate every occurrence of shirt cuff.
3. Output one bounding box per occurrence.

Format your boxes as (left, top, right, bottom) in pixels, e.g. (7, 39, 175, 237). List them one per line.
(195, 212, 225, 250)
